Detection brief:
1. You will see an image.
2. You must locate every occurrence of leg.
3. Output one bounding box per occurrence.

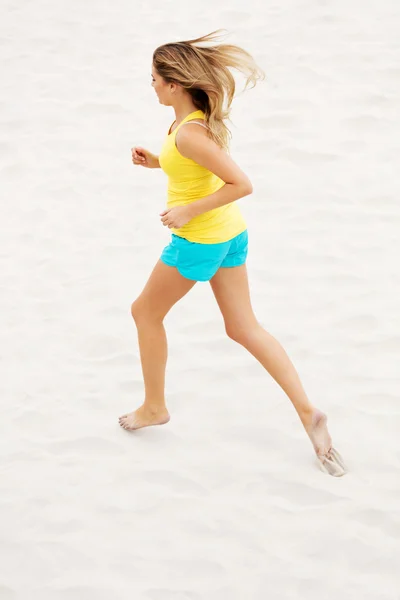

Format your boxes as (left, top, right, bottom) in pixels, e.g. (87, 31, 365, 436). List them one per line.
(119, 260, 196, 431)
(210, 264, 346, 476)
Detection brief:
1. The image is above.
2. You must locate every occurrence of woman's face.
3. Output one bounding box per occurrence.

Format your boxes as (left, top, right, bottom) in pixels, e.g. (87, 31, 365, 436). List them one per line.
(151, 66, 174, 106)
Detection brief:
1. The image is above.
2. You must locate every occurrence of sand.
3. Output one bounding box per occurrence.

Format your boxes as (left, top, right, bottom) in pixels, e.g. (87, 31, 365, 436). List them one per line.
(1, 0, 400, 598)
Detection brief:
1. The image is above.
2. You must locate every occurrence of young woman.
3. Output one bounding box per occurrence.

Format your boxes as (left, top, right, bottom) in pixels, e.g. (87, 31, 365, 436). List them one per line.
(119, 30, 347, 477)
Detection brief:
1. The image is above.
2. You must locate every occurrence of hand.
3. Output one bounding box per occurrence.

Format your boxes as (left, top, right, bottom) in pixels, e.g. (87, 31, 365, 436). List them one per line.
(131, 146, 159, 169)
(160, 206, 194, 229)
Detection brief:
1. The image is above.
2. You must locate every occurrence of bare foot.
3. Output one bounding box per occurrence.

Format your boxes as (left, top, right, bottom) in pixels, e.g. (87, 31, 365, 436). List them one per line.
(304, 409, 347, 477)
(118, 405, 170, 431)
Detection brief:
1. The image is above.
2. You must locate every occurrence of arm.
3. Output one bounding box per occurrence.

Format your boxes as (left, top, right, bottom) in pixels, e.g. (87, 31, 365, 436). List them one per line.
(132, 147, 160, 169)
(176, 125, 253, 218)
(145, 152, 160, 169)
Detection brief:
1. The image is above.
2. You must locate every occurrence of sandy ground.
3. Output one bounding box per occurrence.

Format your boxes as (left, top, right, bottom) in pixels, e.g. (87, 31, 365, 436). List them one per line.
(1, 0, 400, 598)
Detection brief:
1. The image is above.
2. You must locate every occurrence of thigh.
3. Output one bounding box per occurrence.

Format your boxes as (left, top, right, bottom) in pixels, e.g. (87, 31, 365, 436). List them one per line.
(133, 260, 196, 320)
(210, 264, 258, 333)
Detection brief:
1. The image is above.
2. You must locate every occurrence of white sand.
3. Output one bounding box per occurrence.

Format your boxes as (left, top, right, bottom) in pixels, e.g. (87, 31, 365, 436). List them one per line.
(1, 0, 400, 598)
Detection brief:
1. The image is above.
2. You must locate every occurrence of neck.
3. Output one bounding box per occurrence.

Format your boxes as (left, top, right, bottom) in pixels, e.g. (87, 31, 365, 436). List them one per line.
(173, 101, 200, 125)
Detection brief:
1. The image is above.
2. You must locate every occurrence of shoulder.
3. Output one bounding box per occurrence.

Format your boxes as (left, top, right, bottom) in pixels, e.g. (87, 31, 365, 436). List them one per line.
(175, 122, 221, 161)
(175, 122, 252, 189)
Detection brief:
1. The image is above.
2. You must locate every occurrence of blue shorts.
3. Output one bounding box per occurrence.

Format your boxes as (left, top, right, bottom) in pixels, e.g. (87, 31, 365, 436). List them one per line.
(160, 230, 248, 282)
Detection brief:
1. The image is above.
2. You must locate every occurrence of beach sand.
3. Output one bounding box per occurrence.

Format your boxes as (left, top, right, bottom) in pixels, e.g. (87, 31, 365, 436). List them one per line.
(1, 0, 400, 598)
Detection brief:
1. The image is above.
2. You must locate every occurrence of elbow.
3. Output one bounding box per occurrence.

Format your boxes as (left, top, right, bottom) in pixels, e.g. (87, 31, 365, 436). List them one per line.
(240, 179, 253, 197)
(229, 178, 253, 198)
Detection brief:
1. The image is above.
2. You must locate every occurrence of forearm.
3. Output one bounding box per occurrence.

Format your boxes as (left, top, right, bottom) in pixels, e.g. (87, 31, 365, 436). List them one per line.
(188, 182, 252, 218)
(152, 155, 160, 169)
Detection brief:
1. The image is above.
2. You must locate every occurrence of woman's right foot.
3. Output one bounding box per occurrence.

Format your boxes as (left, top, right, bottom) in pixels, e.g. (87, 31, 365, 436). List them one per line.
(119, 404, 170, 431)
(304, 409, 347, 477)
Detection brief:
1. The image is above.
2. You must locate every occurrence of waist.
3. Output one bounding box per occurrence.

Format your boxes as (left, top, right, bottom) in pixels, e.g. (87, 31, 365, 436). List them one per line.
(171, 202, 247, 244)
(167, 175, 225, 205)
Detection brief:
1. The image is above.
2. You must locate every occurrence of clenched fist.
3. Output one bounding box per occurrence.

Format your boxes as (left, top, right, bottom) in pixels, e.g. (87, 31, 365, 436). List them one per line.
(131, 147, 159, 169)
(160, 206, 194, 229)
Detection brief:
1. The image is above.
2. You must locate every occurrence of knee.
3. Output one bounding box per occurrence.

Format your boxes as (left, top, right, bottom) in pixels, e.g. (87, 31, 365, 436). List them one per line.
(225, 321, 259, 346)
(225, 324, 249, 346)
(130, 299, 144, 323)
(130, 299, 162, 325)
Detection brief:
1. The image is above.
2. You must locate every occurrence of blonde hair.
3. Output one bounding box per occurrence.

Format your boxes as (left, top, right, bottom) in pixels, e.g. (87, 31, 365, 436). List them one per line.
(152, 29, 265, 151)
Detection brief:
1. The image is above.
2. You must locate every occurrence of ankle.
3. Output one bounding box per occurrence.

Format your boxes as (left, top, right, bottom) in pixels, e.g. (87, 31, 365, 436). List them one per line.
(298, 405, 315, 427)
(143, 402, 167, 415)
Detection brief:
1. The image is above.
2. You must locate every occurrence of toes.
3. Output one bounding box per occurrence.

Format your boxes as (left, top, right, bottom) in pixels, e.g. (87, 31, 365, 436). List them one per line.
(119, 412, 134, 428)
(317, 455, 338, 477)
(119, 417, 139, 431)
(317, 448, 347, 477)
(330, 448, 347, 471)
(119, 417, 132, 429)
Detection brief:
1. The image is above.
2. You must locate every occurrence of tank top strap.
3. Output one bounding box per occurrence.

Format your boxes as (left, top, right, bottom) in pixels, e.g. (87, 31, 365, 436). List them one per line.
(179, 120, 208, 130)
(181, 110, 205, 123)
(172, 110, 206, 134)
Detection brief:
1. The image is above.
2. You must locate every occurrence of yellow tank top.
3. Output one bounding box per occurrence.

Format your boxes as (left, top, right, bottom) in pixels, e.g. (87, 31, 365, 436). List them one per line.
(158, 109, 247, 244)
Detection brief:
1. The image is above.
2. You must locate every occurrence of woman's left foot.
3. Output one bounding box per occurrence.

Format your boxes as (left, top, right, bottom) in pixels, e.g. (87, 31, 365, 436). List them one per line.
(119, 405, 170, 431)
(304, 409, 347, 477)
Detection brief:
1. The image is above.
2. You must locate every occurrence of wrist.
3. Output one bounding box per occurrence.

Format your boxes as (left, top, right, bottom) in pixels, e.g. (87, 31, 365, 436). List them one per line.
(187, 202, 200, 219)
(150, 154, 160, 169)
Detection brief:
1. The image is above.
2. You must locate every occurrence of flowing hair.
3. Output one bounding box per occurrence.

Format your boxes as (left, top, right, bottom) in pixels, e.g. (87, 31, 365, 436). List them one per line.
(152, 29, 265, 151)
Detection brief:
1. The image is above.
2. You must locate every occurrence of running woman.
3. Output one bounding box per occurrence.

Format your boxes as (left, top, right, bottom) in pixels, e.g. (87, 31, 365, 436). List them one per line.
(119, 30, 346, 477)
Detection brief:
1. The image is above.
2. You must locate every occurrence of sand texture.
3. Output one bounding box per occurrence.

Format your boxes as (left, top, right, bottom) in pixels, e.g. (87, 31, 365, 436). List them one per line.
(1, 0, 400, 598)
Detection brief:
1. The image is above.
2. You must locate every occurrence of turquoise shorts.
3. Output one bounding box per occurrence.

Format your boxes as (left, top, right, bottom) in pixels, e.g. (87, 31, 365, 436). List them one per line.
(160, 229, 248, 282)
